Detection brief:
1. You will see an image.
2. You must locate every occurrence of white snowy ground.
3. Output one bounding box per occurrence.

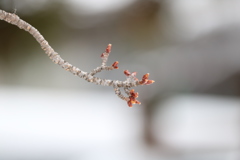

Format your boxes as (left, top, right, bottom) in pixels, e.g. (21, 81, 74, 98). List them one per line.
(0, 86, 148, 160)
(0, 86, 240, 160)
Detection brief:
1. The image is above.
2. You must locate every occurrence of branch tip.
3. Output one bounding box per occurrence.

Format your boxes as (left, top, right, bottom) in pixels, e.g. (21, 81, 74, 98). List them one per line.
(105, 44, 112, 53)
(124, 70, 131, 76)
(112, 61, 119, 69)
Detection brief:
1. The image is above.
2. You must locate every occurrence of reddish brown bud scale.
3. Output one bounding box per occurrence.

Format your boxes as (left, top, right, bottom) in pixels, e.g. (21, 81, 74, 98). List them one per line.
(100, 53, 104, 58)
(112, 61, 119, 69)
(105, 44, 112, 53)
(129, 89, 138, 98)
(130, 98, 141, 104)
(142, 73, 149, 80)
(139, 79, 147, 85)
(135, 100, 141, 104)
(134, 92, 139, 98)
(146, 80, 155, 85)
(124, 70, 131, 76)
(129, 96, 135, 101)
(130, 89, 135, 94)
(131, 101, 136, 104)
(127, 101, 133, 107)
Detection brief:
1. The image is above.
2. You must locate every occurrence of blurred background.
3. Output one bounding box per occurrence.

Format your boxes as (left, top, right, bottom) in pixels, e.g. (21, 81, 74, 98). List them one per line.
(1, 0, 240, 160)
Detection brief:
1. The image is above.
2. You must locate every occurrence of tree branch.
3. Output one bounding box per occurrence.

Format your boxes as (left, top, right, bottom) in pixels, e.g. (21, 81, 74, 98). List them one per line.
(0, 9, 154, 107)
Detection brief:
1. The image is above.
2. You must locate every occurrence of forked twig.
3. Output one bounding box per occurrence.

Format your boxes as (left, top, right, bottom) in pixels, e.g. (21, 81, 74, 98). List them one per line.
(0, 9, 154, 107)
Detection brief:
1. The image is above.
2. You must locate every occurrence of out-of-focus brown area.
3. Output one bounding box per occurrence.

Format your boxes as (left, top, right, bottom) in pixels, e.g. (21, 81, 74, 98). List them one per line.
(1, 0, 240, 160)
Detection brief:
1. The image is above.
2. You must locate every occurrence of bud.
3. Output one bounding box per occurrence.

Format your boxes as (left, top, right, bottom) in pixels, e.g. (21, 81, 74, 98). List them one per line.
(130, 89, 138, 98)
(124, 70, 131, 76)
(146, 80, 155, 85)
(139, 79, 147, 85)
(100, 53, 105, 58)
(127, 101, 133, 107)
(105, 44, 112, 53)
(112, 61, 119, 69)
(135, 100, 141, 105)
(142, 73, 149, 80)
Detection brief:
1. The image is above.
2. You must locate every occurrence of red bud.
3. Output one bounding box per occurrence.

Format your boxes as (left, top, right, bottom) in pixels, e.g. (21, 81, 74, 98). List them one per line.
(105, 44, 112, 53)
(127, 101, 133, 107)
(130, 89, 138, 98)
(100, 53, 104, 58)
(146, 80, 155, 85)
(112, 61, 119, 69)
(139, 79, 147, 85)
(124, 70, 131, 76)
(135, 100, 141, 104)
(142, 73, 149, 80)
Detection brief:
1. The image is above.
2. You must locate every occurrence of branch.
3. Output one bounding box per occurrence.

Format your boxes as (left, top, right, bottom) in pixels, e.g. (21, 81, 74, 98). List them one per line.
(0, 9, 154, 107)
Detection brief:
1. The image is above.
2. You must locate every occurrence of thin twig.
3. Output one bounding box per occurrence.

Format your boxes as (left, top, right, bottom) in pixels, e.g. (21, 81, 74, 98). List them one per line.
(0, 9, 154, 107)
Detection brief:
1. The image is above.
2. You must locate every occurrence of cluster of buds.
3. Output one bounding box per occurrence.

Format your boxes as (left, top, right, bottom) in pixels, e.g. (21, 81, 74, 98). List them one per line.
(93, 44, 154, 107)
(123, 70, 154, 107)
(90, 44, 119, 75)
(127, 89, 141, 107)
(139, 73, 155, 85)
(103, 44, 154, 107)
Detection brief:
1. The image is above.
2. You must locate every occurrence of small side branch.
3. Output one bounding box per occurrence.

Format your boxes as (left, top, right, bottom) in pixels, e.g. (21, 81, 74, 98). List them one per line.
(0, 9, 154, 107)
